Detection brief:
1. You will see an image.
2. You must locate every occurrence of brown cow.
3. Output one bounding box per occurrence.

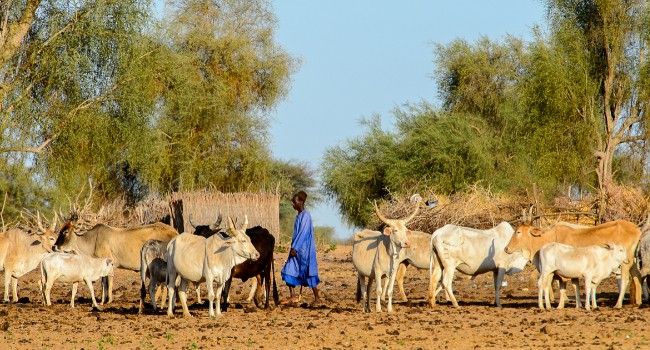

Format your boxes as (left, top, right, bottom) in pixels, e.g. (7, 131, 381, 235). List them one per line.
(53, 215, 178, 303)
(504, 220, 642, 308)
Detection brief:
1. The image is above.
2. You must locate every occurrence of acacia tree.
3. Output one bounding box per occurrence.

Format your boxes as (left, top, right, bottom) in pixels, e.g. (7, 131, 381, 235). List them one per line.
(151, 0, 297, 193)
(545, 0, 650, 217)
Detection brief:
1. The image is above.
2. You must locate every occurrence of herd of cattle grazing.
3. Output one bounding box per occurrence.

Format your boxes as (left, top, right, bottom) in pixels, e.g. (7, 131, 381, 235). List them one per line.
(353, 200, 650, 313)
(0, 199, 649, 319)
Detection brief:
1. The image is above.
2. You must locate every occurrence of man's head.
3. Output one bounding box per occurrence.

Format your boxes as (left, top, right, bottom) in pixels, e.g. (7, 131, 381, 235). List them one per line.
(291, 191, 307, 211)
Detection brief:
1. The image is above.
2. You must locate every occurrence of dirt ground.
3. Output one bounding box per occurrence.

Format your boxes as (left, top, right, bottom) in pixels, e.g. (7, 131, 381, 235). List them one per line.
(0, 245, 649, 350)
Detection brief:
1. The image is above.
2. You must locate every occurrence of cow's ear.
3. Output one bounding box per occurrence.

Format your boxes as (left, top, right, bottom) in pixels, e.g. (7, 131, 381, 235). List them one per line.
(406, 230, 412, 236)
(530, 228, 543, 237)
(383, 227, 392, 235)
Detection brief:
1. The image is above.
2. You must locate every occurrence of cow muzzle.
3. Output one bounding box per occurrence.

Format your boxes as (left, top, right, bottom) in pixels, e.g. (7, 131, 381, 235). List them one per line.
(402, 241, 411, 249)
(251, 252, 260, 261)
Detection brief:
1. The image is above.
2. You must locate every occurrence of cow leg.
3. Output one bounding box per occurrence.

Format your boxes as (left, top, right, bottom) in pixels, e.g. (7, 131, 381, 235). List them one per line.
(614, 263, 632, 308)
(556, 277, 566, 309)
(166, 268, 178, 317)
(11, 276, 18, 302)
(138, 280, 146, 314)
(195, 282, 202, 304)
(71, 282, 78, 308)
(3, 271, 10, 302)
(246, 277, 258, 303)
(428, 259, 442, 307)
(214, 283, 225, 317)
(493, 268, 505, 307)
(585, 276, 593, 311)
(386, 268, 400, 312)
(630, 263, 643, 306)
(396, 262, 408, 302)
(557, 278, 567, 309)
(357, 275, 367, 312)
(221, 277, 233, 312)
(149, 278, 158, 312)
(44, 278, 53, 306)
(159, 283, 168, 309)
(84, 277, 100, 309)
(373, 269, 383, 312)
(207, 277, 216, 318)
(178, 279, 191, 318)
(442, 267, 459, 308)
(572, 278, 581, 309)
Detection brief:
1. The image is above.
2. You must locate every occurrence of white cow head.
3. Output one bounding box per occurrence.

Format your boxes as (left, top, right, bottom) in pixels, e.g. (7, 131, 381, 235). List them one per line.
(373, 200, 419, 249)
(225, 215, 260, 261)
(604, 242, 629, 265)
(35, 211, 59, 252)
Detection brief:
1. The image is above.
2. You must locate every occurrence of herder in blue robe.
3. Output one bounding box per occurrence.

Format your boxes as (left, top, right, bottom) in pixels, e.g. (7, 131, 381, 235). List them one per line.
(281, 190, 322, 305)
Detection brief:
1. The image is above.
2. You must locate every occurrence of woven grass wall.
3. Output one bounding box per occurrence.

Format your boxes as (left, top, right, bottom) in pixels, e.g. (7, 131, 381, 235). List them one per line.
(169, 191, 280, 238)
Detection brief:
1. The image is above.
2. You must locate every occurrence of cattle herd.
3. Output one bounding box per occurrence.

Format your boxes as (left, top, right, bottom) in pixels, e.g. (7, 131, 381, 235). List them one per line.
(0, 200, 648, 320)
(352, 200, 650, 313)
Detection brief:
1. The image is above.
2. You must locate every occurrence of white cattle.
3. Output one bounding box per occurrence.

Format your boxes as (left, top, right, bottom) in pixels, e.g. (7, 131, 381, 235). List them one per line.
(352, 201, 419, 312)
(538, 242, 628, 310)
(166, 215, 259, 318)
(0, 214, 58, 302)
(40, 253, 114, 308)
(431, 222, 527, 307)
(371, 230, 445, 305)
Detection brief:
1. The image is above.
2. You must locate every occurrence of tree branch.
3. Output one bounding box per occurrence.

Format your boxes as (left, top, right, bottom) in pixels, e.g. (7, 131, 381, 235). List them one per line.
(0, 0, 41, 68)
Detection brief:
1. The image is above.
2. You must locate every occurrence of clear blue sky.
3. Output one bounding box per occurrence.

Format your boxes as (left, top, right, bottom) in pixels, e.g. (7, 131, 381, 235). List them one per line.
(269, 1, 547, 239)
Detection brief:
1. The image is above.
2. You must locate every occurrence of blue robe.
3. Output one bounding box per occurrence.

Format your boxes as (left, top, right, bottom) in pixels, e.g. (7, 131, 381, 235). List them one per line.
(281, 210, 320, 288)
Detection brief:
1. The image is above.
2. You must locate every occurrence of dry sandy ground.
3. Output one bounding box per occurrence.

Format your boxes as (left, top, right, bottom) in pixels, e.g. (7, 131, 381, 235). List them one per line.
(0, 245, 649, 349)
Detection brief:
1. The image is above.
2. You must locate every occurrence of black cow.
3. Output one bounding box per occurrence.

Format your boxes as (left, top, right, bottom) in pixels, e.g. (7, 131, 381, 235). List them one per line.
(190, 215, 278, 310)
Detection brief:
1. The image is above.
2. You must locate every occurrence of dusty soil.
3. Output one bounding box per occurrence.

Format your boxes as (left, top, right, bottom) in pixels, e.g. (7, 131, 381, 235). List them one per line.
(0, 245, 649, 349)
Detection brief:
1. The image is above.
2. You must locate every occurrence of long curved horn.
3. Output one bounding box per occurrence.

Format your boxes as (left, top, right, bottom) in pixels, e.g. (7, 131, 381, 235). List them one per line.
(373, 201, 394, 226)
(188, 214, 198, 229)
(402, 201, 420, 223)
(36, 211, 46, 234)
(209, 213, 223, 231)
(528, 205, 534, 225)
(521, 208, 528, 224)
(50, 210, 58, 232)
(241, 214, 248, 231)
(227, 216, 239, 237)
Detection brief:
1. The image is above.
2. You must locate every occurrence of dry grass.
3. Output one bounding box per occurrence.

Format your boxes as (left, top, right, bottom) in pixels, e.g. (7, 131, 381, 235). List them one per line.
(375, 184, 649, 233)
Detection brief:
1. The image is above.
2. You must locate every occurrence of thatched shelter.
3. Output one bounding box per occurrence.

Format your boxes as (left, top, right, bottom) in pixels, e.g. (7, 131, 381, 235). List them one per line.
(168, 191, 280, 238)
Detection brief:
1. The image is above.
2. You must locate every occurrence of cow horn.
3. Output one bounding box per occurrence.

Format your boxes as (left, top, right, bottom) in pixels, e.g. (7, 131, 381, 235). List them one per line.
(241, 214, 248, 231)
(402, 200, 420, 223)
(50, 210, 58, 232)
(373, 201, 395, 227)
(36, 211, 46, 234)
(521, 208, 528, 224)
(188, 214, 198, 229)
(209, 213, 223, 231)
(528, 205, 534, 225)
(227, 216, 239, 237)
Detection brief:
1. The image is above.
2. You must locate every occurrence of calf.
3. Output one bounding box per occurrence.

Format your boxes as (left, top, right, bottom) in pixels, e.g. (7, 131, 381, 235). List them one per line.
(538, 242, 628, 310)
(431, 222, 527, 307)
(138, 240, 170, 314)
(40, 253, 114, 308)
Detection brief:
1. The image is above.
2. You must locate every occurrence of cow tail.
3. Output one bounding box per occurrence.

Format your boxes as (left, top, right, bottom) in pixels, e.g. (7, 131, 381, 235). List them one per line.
(272, 258, 279, 306)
